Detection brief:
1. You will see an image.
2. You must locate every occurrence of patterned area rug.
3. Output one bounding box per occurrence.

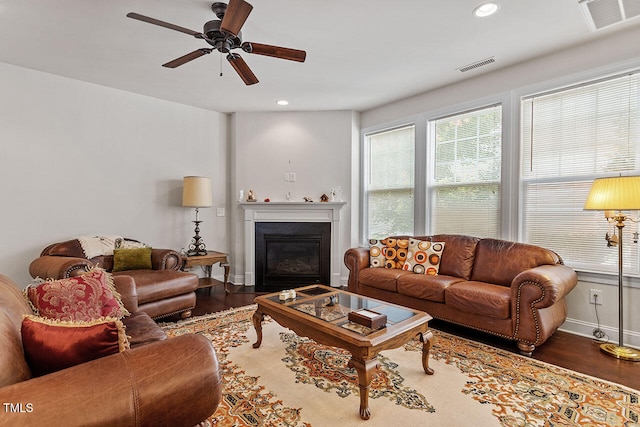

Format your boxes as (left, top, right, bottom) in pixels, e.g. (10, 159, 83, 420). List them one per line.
(160, 305, 640, 427)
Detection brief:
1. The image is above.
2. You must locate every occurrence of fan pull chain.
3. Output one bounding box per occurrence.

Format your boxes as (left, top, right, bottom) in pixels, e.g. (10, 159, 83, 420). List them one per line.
(220, 54, 223, 77)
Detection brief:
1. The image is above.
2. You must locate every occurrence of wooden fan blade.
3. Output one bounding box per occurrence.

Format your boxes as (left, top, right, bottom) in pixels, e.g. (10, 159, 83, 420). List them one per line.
(242, 42, 306, 62)
(163, 49, 212, 68)
(220, 0, 253, 36)
(227, 53, 258, 85)
(127, 12, 203, 38)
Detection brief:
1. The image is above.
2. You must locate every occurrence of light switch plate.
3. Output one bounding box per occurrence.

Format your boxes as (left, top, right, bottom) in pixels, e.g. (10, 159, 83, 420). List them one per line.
(216, 207, 225, 217)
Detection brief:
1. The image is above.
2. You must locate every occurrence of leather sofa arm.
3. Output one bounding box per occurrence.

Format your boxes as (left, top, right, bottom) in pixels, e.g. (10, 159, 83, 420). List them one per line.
(344, 247, 370, 292)
(0, 334, 222, 427)
(150, 249, 184, 271)
(112, 275, 139, 313)
(511, 264, 578, 309)
(28, 256, 93, 280)
(510, 264, 578, 347)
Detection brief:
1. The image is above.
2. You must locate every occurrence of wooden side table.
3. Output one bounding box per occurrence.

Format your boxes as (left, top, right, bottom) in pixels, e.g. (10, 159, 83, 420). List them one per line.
(183, 251, 230, 294)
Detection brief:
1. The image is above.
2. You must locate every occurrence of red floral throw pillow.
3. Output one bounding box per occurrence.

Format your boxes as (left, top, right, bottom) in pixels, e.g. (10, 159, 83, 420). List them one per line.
(25, 268, 129, 321)
(21, 315, 129, 377)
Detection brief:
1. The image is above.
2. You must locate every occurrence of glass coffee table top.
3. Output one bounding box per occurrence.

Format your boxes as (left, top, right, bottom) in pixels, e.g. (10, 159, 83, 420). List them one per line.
(264, 285, 419, 335)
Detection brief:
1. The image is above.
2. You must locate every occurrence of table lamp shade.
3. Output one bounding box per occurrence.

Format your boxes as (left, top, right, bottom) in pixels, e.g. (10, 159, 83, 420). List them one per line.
(182, 176, 213, 208)
(584, 176, 640, 211)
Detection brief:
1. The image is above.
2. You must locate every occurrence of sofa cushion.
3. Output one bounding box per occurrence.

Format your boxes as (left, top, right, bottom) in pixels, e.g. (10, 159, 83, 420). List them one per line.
(431, 234, 480, 280)
(445, 281, 511, 319)
(403, 238, 445, 275)
(113, 247, 153, 272)
(25, 268, 129, 321)
(369, 238, 410, 269)
(470, 239, 560, 286)
(397, 274, 465, 303)
(21, 315, 129, 376)
(358, 268, 412, 293)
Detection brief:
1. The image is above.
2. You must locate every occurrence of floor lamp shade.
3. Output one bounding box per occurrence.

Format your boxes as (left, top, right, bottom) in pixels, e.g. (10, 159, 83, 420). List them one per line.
(584, 175, 640, 361)
(182, 176, 213, 208)
(584, 176, 640, 211)
(182, 176, 212, 256)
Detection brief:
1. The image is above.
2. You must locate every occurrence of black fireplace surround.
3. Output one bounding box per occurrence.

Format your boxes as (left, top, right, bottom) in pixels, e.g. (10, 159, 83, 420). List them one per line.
(255, 222, 331, 291)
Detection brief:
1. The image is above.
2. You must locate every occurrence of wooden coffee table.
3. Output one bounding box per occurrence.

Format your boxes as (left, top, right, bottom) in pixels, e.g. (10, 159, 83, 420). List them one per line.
(252, 285, 434, 420)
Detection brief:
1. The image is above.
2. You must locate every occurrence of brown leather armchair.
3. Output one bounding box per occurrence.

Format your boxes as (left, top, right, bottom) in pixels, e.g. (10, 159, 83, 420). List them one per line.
(29, 238, 198, 319)
(0, 273, 222, 427)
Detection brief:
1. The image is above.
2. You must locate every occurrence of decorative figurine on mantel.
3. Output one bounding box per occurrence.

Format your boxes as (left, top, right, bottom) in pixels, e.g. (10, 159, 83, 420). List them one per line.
(246, 189, 256, 202)
(320, 193, 329, 202)
(303, 196, 313, 202)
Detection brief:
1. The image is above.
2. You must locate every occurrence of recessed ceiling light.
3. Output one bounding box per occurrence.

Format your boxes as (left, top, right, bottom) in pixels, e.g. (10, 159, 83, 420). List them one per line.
(473, 2, 500, 18)
(276, 100, 289, 106)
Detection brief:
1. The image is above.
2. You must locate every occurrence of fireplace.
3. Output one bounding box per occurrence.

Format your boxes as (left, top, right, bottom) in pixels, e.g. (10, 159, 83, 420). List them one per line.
(240, 201, 346, 289)
(255, 222, 330, 291)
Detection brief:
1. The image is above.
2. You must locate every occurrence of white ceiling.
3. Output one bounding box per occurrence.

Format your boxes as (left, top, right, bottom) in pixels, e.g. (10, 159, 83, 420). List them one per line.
(1, 0, 639, 113)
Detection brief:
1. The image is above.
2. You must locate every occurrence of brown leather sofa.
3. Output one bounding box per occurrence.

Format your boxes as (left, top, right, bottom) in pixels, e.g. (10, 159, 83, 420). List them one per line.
(344, 234, 578, 355)
(29, 238, 198, 319)
(0, 273, 222, 427)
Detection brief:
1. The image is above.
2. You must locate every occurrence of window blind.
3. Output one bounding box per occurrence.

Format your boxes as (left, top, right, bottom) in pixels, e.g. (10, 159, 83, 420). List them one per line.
(521, 72, 640, 273)
(430, 105, 502, 237)
(365, 125, 415, 239)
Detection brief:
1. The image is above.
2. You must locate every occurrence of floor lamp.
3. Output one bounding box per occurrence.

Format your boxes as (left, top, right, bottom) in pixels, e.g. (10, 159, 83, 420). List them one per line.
(584, 175, 640, 362)
(183, 176, 213, 257)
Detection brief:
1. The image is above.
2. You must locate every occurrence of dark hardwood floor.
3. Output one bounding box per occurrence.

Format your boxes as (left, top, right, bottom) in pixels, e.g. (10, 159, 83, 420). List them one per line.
(188, 284, 640, 391)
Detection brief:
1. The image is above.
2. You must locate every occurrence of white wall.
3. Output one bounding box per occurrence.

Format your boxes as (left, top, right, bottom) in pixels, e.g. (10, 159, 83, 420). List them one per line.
(229, 111, 358, 285)
(359, 25, 640, 346)
(0, 62, 229, 286)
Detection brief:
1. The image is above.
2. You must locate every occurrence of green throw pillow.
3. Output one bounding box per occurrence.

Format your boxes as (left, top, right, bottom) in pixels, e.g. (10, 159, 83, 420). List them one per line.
(112, 247, 152, 272)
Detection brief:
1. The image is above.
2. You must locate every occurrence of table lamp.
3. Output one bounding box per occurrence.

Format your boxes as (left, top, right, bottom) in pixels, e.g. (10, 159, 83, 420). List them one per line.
(183, 176, 213, 256)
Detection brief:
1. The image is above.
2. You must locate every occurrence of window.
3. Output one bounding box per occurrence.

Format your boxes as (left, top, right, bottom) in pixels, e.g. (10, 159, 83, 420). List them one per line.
(364, 125, 415, 239)
(429, 105, 502, 237)
(521, 72, 640, 274)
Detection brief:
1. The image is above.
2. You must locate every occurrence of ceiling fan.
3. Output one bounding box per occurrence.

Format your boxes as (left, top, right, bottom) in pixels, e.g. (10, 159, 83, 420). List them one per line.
(127, 0, 306, 85)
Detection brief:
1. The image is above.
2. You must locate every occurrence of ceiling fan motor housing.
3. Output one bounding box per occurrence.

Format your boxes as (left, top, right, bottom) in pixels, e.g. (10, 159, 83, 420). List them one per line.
(203, 20, 241, 52)
(202, 19, 242, 53)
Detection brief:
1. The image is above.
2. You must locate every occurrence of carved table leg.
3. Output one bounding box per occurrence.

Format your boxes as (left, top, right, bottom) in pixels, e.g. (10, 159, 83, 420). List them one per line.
(347, 357, 379, 420)
(252, 310, 265, 349)
(419, 330, 435, 375)
(221, 261, 230, 294)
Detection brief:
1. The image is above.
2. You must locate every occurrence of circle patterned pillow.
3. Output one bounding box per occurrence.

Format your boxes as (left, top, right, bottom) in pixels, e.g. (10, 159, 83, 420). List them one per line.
(369, 238, 410, 269)
(402, 238, 445, 275)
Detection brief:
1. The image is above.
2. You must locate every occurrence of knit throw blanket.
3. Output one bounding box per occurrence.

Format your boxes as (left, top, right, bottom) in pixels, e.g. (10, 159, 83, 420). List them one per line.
(76, 235, 123, 259)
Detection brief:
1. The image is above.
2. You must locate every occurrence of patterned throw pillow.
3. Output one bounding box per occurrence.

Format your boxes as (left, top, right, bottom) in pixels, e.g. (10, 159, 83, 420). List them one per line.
(25, 268, 129, 321)
(403, 239, 445, 275)
(369, 238, 410, 269)
(21, 315, 129, 377)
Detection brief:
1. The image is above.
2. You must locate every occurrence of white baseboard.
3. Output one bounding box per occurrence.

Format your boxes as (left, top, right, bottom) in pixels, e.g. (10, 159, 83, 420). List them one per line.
(560, 317, 640, 348)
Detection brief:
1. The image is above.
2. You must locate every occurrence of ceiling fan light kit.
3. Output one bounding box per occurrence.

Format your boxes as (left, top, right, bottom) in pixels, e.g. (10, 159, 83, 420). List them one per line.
(127, 0, 306, 85)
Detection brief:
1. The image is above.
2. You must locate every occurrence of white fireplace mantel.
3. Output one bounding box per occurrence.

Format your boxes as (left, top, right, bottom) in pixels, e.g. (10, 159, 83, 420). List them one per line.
(239, 202, 346, 287)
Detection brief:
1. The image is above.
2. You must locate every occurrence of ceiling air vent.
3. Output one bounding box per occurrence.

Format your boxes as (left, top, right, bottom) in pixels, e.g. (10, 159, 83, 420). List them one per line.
(579, 0, 640, 31)
(456, 57, 495, 73)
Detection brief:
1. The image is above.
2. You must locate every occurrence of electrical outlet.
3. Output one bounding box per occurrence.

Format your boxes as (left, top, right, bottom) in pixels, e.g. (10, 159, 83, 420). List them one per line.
(216, 207, 225, 217)
(589, 289, 603, 305)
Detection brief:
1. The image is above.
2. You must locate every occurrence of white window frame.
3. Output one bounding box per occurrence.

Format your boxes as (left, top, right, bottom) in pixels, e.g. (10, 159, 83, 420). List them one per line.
(360, 121, 418, 242)
(511, 60, 640, 288)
